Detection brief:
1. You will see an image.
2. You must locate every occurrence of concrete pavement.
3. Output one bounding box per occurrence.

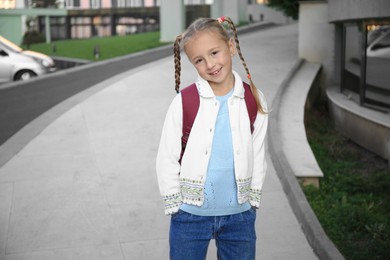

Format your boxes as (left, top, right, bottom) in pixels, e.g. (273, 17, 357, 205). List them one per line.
(0, 23, 319, 259)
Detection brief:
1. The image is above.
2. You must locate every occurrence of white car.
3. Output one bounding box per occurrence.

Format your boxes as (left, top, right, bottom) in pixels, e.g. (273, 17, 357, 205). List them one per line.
(0, 36, 56, 83)
(367, 26, 390, 59)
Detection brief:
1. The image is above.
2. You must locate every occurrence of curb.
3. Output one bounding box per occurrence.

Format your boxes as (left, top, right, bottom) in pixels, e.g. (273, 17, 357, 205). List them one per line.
(268, 59, 345, 260)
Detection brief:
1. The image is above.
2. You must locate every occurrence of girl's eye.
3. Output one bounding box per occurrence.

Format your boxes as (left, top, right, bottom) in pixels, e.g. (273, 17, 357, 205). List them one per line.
(211, 51, 218, 56)
(195, 59, 203, 64)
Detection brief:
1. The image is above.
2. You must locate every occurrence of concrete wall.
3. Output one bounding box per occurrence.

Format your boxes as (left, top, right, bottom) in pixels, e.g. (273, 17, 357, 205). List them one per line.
(299, 1, 334, 99)
(327, 86, 390, 163)
(159, 0, 185, 42)
(247, 4, 291, 24)
(210, 0, 222, 19)
(328, 0, 390, 22)
(222, 0, 239, 23)
(213, 0, 239, 23)
(238, 0, 248, 23)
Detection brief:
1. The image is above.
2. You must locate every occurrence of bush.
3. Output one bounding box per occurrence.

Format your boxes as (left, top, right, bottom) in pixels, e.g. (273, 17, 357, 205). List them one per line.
(22, 31, 46, 48)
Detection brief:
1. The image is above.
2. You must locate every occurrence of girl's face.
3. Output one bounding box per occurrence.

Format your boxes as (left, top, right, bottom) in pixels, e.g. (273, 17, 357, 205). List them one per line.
(184, 30, 236, 93)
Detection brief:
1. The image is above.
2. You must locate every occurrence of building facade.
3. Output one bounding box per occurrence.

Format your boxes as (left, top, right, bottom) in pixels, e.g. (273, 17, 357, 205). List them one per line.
(299, 0, 390, 164)
(0, 0, 214, 43)
(0, 0, 285, 44)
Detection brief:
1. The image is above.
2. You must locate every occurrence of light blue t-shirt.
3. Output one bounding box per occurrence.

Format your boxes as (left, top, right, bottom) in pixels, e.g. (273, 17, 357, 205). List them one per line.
(181, 88, 251, 216)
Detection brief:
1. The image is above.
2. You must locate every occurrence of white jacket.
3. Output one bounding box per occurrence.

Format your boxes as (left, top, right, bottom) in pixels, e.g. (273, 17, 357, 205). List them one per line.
(156, 71, 268, 215)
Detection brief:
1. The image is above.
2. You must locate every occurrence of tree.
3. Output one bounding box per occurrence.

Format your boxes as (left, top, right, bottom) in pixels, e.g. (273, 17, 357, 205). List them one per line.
(22, 17, 45, 48)
(267, 0, 299, 20)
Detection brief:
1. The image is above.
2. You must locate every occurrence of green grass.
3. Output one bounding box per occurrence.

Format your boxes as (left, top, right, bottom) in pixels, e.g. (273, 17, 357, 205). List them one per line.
(24, 31, 169, 61)
(304, 103, 390, 260)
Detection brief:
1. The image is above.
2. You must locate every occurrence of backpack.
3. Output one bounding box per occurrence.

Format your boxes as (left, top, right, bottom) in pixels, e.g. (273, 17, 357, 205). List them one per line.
(179, 81, 258, 163)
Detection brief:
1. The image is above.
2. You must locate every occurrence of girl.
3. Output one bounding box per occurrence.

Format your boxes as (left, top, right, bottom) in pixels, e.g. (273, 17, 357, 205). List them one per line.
(156, 16, 268, 260)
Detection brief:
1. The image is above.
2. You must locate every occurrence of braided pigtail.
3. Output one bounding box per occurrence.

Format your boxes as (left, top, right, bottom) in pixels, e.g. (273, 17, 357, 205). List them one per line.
(174, 34, 183, 93)
(220, 17, 266, 114)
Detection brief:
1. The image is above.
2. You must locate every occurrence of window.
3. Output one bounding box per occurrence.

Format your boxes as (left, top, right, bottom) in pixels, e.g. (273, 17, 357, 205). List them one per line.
(70, 17, 92, 39)
(342, 20, 390, 110)
(65, 0, 80, 8)
(342, 23, 361, 103)
(122, 0, 143, 7)
(90, 0, 101, 8)
(365, 23, 390, 108)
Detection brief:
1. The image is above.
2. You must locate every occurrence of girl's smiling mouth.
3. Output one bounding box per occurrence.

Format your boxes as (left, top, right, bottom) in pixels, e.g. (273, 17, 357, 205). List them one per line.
(209, 68, 222, 76)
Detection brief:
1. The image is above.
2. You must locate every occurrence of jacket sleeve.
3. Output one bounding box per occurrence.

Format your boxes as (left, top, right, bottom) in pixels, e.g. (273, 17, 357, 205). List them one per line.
(249, 90, 269, 208)
(156, 94, 183, 215)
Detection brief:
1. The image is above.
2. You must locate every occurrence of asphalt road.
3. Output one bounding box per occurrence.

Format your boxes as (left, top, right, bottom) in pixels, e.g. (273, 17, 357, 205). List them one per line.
(0, 45, 172, 146)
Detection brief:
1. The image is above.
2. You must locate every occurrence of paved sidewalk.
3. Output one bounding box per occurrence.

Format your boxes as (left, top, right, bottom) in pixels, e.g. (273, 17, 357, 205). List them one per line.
(0, 23, 318, 259)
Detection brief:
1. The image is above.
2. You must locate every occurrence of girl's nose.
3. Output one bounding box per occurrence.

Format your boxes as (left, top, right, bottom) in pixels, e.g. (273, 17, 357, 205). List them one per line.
(205, 59, 215, 69)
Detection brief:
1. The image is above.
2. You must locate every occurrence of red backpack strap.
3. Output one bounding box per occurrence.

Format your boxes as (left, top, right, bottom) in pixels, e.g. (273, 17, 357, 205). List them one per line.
(243, 82, 258, 134)
(179, 83, 199, 164)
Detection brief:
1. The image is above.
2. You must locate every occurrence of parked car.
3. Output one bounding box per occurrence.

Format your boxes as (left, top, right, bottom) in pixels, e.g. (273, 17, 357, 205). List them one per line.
(367, 25, 390, 59)
(0, 35, 56, 83)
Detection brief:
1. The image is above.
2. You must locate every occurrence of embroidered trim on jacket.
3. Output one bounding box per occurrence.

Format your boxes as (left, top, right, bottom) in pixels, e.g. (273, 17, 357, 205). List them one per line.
(249, 188, 262, 203)
(180, 178, 203, 202)
(237, 177, 252, 197)
(162, 192, 182, 210)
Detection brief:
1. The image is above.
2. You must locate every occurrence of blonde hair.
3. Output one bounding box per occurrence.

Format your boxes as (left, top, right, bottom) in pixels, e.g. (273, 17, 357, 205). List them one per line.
(174, 16, 266, 114)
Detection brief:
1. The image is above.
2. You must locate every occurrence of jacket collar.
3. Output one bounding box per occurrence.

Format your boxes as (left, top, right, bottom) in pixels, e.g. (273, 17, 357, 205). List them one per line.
(195, 71, 245, 98)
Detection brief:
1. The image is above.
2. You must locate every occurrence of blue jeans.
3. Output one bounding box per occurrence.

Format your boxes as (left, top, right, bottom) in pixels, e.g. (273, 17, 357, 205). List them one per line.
(169, 208, 257, 260)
